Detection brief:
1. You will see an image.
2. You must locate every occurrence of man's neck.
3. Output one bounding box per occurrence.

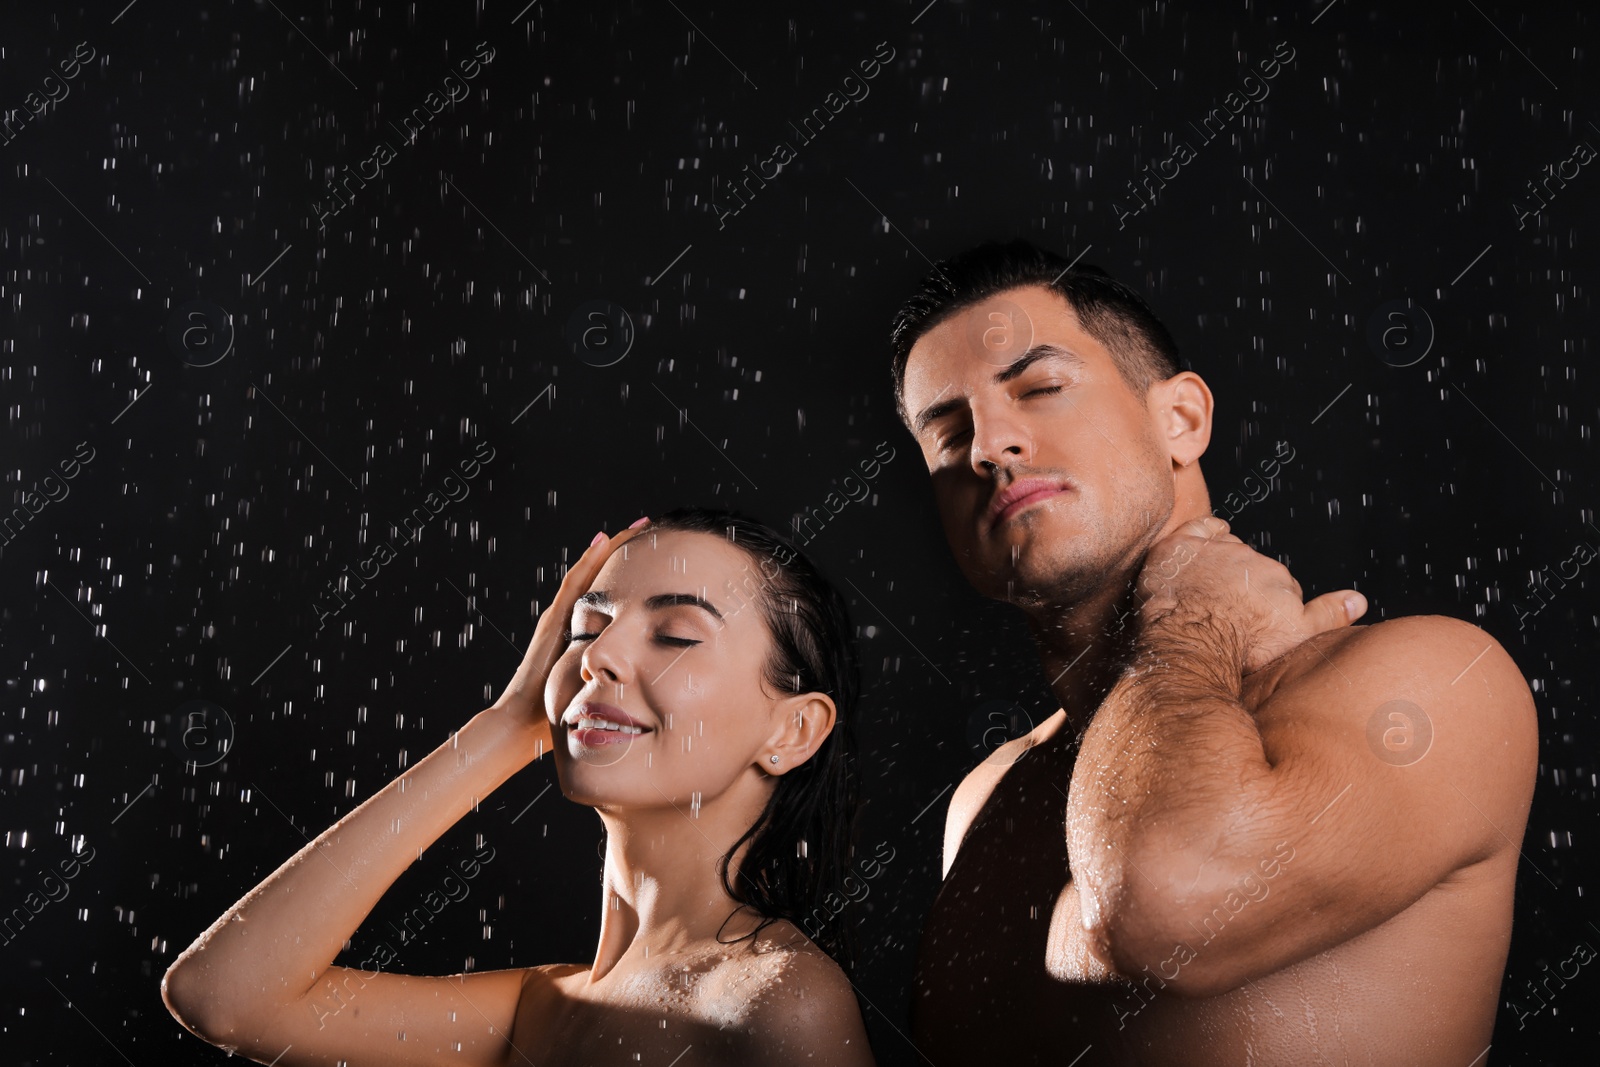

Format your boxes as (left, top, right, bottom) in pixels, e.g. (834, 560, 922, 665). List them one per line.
(1024, 574, 1147, 732)
(1025, 496, 1220, 728)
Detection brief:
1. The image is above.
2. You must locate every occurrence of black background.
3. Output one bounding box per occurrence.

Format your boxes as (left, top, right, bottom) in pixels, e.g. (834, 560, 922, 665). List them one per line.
(1, 1, 1596, 1063)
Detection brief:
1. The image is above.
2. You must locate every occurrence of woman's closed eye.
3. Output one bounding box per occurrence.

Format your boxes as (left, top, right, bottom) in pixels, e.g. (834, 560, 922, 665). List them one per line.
(655, 634, 701, 648)
(565, 629, 700, 648)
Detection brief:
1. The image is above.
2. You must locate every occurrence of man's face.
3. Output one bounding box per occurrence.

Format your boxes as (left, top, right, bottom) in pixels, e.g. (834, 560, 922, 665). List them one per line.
(901, 284, 1179, 607)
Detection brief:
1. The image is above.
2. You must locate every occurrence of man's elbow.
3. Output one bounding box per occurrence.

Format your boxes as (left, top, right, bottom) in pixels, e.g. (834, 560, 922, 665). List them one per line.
(1091, 913, 1258, 999)
(1085, 870, 1264, 1000)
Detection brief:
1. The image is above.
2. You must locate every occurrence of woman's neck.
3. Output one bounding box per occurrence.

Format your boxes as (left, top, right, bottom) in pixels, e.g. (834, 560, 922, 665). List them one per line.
(587, 786, 767, 982)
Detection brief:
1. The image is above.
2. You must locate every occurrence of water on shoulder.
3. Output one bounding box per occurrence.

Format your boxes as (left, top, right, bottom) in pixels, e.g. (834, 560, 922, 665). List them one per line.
(512, 925, 830, 1067)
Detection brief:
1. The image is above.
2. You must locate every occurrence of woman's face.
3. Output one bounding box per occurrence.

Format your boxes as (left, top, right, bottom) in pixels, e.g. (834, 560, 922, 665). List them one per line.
(544, 529, 795, 809)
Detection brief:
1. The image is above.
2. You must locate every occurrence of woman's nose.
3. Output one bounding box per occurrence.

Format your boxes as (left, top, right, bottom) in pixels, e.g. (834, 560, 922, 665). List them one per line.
(579, 629, 628, 685)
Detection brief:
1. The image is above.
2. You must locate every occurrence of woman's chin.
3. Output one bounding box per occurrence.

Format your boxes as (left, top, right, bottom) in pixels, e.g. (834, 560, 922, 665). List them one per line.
(549, 744, 651, 809)
(550, 767, 627, 809)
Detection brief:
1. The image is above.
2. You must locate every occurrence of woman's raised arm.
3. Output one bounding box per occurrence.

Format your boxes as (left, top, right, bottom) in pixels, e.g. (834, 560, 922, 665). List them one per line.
(161, 528, 637, 1067)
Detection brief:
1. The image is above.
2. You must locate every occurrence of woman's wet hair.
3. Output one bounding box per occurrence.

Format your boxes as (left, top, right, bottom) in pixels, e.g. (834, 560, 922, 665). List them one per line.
(643, 506, 861, 973)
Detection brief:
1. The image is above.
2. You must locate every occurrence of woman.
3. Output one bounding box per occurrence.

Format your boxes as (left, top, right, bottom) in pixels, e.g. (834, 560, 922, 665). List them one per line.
(162, 508, 876, 1066)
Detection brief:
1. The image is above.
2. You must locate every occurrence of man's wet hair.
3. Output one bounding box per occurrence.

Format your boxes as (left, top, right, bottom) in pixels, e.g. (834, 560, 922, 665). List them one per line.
(888, 239, 1183, 422)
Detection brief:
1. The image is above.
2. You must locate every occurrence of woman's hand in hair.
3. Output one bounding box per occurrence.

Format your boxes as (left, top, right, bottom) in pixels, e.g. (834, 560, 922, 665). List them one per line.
(160, 521, 650, 1067)
(488, 524, 649, 756)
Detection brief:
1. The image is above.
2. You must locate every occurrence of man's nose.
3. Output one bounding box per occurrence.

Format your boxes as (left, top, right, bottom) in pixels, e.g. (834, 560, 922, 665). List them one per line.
(969, 407, 1031, 476)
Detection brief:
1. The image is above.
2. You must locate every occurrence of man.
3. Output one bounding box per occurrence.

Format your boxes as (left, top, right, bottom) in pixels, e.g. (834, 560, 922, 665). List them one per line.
(892, 240, 1537, 1065)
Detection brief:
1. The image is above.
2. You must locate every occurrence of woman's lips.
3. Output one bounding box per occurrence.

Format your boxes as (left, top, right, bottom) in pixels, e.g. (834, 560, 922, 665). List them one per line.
(563, 703, 653, 748)
(568, 726, 644, 747)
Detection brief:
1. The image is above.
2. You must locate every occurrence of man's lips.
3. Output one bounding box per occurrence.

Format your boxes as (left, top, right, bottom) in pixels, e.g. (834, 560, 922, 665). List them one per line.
(987, 477, 1072, 530)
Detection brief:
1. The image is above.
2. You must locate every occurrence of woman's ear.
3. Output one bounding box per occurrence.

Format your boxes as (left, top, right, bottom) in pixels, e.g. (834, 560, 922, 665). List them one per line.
(763, 693, 837, 775)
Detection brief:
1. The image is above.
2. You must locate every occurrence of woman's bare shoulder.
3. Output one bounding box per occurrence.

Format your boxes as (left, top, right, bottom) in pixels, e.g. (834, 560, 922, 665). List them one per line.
(705, 923, 861, 1021)
(513, 964, 588, 1011)
(712, 924, 873, 1063)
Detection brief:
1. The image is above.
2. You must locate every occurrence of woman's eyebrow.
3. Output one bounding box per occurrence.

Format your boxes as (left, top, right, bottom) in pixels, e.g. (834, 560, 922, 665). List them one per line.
(644, 592, 724, 620)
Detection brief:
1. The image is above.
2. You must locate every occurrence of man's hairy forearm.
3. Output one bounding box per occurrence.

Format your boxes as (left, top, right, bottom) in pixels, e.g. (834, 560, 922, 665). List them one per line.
(1065, 606, 1279, 959)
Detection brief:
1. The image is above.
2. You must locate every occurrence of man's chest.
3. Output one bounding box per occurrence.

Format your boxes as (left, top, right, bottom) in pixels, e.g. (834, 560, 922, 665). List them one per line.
(915, 797, 1125, 1065)
(917, 749, 1077, 992)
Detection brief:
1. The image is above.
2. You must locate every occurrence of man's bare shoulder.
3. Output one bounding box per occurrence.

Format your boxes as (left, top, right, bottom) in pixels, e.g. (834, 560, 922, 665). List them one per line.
(1269, 614, 1533, 711)
(941, 710, 1070, 876)
(1260, 614, 1538, 854)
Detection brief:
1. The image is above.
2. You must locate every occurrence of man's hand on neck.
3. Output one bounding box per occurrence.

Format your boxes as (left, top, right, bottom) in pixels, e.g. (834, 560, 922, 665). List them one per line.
(1029, 515, 1367, 728)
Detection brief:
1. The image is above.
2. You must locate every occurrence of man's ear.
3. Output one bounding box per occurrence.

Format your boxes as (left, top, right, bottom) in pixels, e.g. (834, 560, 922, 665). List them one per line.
(1152, 371, 1213, 467)
(763, 693, 838, 775)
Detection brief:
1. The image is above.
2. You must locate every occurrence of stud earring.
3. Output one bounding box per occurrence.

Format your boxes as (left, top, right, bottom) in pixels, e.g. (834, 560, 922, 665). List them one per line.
(769, 755, 779, 765)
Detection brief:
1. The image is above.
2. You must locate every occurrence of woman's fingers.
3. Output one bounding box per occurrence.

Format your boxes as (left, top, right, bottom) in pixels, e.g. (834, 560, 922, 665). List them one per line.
(494, 522, 651, 716)
(524, 524, 651, 684)
(551, 524, 648, 611)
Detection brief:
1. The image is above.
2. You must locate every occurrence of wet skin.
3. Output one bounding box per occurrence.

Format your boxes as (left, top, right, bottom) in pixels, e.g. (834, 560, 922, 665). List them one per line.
(161, 528, 874, 1067)
(901, 284, 1537, 1065)
(914, 627, 1525, 1066)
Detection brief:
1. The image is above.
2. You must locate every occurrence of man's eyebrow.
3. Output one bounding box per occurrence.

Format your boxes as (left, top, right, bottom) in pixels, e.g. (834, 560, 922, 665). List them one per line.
(912, 396, 964, 436)
(911, 344, 1086, 434)
(993, 343, 1086, 384)
(575, 591, 612, 610)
